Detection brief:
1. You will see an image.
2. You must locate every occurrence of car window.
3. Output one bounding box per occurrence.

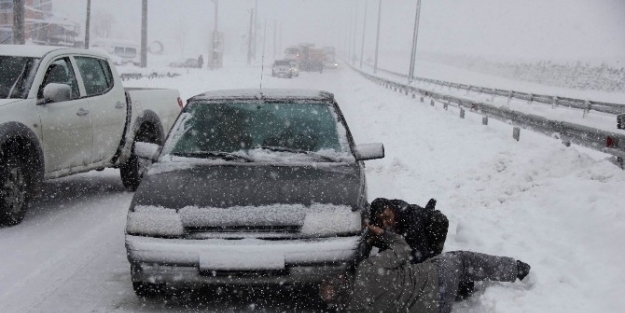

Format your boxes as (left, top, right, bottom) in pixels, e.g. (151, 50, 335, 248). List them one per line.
(74, 56, 113, 96)
(167, 101, 345, 155)
(39, 57, 80, 100)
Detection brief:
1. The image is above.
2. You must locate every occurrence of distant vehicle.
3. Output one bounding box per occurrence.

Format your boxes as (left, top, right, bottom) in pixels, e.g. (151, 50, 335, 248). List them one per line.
(272, 60, 293, 78)
(125, 89, 385, 297)
(289, 61, 300, 77)
(284, 46, 302, 61)
(168, 58, 201, 68)
(0, 45, 182, 225)
(324, 59, 339, 69)
(91, 39, 140, 66)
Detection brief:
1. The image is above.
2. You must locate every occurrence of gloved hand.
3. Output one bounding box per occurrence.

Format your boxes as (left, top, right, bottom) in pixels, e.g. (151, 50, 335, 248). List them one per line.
(516, 260, 531, 281)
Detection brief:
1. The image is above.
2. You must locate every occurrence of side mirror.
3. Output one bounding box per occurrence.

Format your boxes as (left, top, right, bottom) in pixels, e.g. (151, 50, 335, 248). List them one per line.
(354, 143, 385, 161)
(42, 83, 72, 103)
(135, 142, 161, 161)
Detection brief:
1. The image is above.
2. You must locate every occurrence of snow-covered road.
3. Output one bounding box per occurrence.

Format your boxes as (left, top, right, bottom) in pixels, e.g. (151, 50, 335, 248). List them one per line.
(1, 63, 623, 312)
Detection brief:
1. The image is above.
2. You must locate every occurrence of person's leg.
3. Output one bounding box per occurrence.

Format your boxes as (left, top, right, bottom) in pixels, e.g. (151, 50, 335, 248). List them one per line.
(430, 251, 518, 313)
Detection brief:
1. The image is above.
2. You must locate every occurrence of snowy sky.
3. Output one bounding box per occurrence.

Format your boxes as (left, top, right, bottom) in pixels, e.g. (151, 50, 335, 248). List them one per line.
(52, 0, 625, 60)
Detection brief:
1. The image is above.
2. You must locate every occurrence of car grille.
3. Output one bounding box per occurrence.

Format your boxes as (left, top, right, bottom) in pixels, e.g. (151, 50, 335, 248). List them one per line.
(185, 225, 301, 234)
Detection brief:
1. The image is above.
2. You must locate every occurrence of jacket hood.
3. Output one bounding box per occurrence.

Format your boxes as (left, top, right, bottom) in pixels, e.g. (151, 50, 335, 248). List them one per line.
(133, 162, 363, 210)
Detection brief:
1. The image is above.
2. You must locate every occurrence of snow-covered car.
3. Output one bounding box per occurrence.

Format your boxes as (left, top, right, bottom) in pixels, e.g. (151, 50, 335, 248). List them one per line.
(125, 89, 385, 296)
(272, 60, 293, 78)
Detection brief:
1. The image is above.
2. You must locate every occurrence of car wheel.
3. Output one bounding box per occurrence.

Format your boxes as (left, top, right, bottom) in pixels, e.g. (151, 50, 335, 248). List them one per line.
(120, 126, 159, 191)
(132, 282, 164, 298)
(0, 154, 29, 226)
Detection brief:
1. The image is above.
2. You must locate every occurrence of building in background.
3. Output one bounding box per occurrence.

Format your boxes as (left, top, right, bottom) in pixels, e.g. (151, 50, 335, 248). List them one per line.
(0, 0, 81, 46)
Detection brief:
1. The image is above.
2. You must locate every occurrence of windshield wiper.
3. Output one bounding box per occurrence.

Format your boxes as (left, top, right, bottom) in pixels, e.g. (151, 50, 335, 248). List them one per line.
(171, 151, 253, 162)
(260, 145, 338, 162)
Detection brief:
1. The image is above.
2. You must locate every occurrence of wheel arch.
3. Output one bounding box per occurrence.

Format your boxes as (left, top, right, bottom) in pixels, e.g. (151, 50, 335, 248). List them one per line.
(0, 122, 45, 186)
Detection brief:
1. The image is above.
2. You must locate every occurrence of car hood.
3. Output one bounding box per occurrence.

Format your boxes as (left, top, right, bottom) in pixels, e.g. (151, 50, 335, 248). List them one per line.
(133, 162, 363, 210)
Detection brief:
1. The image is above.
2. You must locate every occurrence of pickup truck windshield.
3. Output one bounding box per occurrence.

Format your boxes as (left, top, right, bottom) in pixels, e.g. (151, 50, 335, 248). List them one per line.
(167, 101, 346, 156)
(0, 56, 39, 99)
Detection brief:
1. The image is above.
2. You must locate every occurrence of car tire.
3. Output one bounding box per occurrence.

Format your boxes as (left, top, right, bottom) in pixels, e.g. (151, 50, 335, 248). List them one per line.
(132, 282, 164, 298)
(120, 126, 159, 191)
(0, 153, 30, 226)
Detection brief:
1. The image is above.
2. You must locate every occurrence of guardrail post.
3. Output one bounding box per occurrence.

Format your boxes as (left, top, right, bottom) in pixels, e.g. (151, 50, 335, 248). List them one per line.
(405, 89, 409, 96)
(466, 86, 472, 95)
(583, 100, 590, 118)
(527, 94, 533, 105)
(490, 89, 497, 102)
(618, 114, 625, 130)
(552, 96, 558, 109)
(420, 96, 424, 103)
(431, 100, 435, 107)
(482, 116, 488, 125)
(513, 127, 521, 141)
(561, 136, 571, 147)
(460, 108, 465, 119)
(444, 102, 449, 110)
(507, 91, 513, 106)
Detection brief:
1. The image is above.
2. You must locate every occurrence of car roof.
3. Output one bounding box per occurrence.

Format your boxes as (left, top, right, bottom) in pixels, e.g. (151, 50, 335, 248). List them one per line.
(188, 89, 335, 102)
(0, 44, 110, 59)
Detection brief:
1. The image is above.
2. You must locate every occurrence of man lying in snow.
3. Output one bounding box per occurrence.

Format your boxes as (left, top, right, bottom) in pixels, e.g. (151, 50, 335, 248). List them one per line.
(369, 197, 472, 300)
(321, 224, 531, 312)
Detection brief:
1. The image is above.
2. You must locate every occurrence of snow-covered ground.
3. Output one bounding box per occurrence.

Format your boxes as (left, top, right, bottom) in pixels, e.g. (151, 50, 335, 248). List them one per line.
(1, 61, 624, 312)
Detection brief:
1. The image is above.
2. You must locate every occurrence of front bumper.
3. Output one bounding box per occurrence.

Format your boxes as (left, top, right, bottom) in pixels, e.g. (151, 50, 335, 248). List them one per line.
(126, 235, 360, 286)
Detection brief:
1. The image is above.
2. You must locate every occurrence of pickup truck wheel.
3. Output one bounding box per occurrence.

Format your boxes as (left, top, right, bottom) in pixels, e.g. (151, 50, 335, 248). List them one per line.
(0, 154, 29, 226)
(120, 126, 159, 191)
(120, 147, 152, 191)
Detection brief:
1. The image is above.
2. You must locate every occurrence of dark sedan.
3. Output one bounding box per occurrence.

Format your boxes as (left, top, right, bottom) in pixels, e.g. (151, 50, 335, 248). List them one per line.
(125, 89, 384, 296)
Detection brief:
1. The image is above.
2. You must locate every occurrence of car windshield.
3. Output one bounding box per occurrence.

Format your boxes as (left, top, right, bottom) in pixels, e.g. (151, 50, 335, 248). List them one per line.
(163, 100, 348, 160)
(274, 60, 290, 66)
(0, 56, 39, 99)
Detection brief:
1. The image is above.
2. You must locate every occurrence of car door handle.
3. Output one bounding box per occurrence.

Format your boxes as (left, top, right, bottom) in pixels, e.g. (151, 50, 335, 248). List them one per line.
(76, 108, 90, 116)
(115, 101, 125, 109)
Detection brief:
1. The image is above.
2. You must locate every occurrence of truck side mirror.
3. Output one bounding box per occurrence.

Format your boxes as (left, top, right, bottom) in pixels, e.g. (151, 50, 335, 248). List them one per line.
(354, 143, 385, 161)
(42, 83, 72, 103)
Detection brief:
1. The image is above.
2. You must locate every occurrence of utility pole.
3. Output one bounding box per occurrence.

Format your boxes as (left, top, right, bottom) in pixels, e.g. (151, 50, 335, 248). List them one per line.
(359, 0, 368, 69)
(247, 9, 254, 65)
(374, 0, 382, 74)
(408, 0, 422, 83)
(85, 0, 91, 48)
(253, 0, 258, 60)
(210, 0, 220, 69)
(140, 0, 148, 68)
(262, 20, 267, 57)
(272, 18, 277, 60)
(351, 0, 358, 65)
(12, 0, 25, 44)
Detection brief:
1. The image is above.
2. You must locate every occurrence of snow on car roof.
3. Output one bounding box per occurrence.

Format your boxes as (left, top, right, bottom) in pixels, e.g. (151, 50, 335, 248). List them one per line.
(0, 44, 109, 59)
(189, 89, 334, 102)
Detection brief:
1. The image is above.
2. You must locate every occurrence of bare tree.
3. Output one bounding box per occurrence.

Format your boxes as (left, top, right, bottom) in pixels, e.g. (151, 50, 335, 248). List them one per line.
(94, 12, 115, 39)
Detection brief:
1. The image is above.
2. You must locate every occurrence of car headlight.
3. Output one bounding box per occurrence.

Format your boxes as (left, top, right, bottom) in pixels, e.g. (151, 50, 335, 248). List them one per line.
(126, 205, 184, 237)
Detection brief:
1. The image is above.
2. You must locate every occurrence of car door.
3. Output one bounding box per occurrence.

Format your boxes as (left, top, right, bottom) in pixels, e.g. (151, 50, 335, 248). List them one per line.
(73, 56, 126, 164)
(37, 56, 93, 173)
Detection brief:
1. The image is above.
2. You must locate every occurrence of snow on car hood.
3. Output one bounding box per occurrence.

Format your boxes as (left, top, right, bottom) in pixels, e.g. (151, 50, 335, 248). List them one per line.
(127, 203, 362, 238)
(134, 162, 363, 210)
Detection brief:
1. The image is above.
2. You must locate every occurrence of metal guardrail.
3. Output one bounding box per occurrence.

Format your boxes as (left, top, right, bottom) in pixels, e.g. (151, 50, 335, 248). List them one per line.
(365, 64, 625, 116)
(350, 65, 625, 167)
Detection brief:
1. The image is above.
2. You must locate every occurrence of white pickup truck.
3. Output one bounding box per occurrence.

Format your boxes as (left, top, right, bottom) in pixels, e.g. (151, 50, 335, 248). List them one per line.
(0, 45, 182, 225)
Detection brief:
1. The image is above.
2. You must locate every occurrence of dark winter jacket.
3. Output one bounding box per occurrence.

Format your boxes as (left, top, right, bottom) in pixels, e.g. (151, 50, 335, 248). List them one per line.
(346, 232, 440, 313)
(387, 199, 448, 264)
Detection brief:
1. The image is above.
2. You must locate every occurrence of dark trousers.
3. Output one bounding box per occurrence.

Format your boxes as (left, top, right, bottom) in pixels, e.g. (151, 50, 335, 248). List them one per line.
(428, 251, 518, 313)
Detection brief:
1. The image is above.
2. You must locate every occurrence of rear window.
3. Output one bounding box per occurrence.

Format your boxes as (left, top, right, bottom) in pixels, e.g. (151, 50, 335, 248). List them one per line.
(74, 57, 114, 96)
(274, 60, 290, 66)
(166, 101, 346, 155)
